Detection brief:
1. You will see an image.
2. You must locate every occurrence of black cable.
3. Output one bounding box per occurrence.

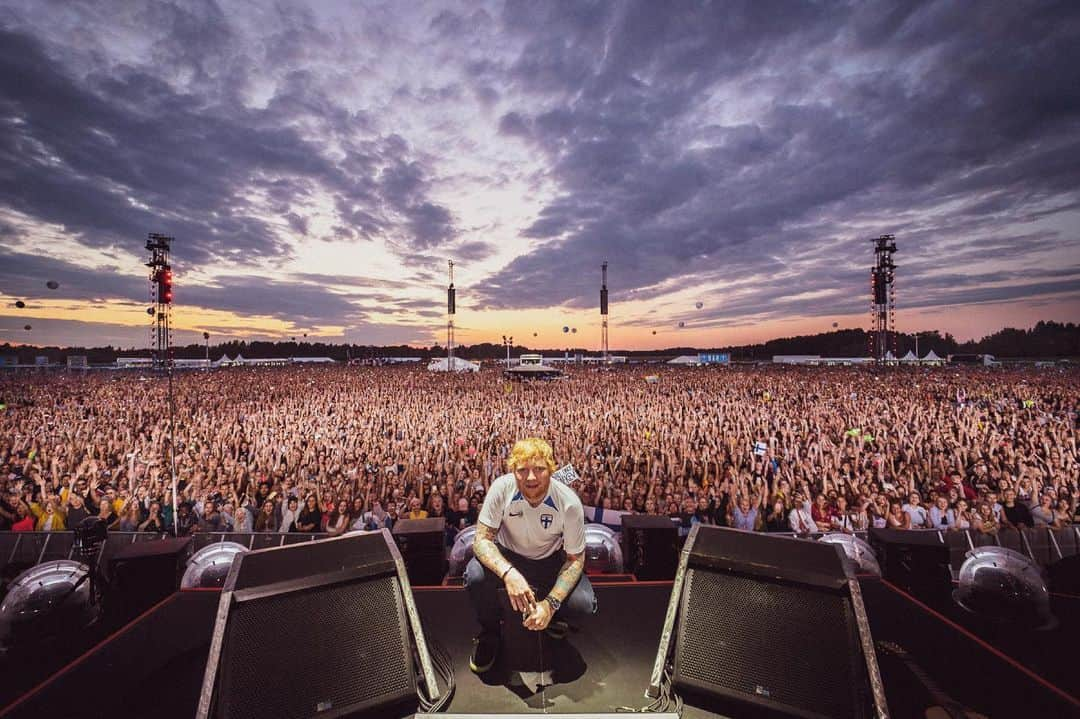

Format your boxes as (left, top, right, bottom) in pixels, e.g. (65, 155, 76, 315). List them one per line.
(415, 621, 456, 713)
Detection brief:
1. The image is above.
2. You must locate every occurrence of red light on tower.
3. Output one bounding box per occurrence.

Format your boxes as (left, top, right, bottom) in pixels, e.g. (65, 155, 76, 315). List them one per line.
(158, 268, 173, 304)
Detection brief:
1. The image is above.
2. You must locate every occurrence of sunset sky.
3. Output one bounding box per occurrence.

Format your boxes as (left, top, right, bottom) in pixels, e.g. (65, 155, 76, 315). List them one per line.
(1, 1, 1078, 351)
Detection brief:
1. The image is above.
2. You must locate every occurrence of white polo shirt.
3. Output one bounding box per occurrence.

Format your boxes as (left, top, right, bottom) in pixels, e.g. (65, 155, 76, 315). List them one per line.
(478, 473, 586, 560)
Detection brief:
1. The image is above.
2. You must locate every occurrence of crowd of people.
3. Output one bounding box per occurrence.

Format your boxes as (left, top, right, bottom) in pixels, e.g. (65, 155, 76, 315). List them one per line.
(1, 364, 1076, 553)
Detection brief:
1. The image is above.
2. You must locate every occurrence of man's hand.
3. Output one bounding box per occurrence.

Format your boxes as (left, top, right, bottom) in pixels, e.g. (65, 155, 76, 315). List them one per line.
(523, 599, 554, 631)
(503, 567, 535, 613)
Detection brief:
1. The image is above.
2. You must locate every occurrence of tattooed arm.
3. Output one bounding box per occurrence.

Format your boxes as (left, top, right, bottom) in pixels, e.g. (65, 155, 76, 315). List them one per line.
(473, 521, 513, 577)
(546, 551, 584, 604)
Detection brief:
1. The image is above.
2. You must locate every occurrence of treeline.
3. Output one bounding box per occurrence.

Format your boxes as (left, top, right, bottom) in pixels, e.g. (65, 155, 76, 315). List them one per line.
(2, 321, 1077, 363)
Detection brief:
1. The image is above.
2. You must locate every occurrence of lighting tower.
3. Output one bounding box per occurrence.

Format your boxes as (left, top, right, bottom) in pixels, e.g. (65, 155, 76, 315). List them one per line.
(145, 232, 179, 534)
(145, 233, 174, 371)
(600, 261, 609, 363)
(447, 260, 456, 371)
(868, 235, 898, 363)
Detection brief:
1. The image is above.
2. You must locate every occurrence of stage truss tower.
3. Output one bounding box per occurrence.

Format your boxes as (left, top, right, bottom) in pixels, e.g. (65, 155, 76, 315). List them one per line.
(869, 235, 897, 363)
(145, 233, 174, 372)
(447, 260, 456, 371)
(600, 262, 609, 362)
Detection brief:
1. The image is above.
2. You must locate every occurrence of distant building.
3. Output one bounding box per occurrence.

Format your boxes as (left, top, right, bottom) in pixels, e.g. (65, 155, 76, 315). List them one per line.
(427, 357, 480, 372)
(505, 353, 563, 379)
(289, 356, 336, 364)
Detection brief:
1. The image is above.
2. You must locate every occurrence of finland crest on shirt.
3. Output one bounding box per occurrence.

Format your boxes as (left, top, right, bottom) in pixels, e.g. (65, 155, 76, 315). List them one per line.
(478, 473, 587, 560)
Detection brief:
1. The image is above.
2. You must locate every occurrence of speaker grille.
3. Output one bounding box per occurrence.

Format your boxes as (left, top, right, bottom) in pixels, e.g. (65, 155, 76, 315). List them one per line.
(218, 576, 414, 718)
(675, 568, 867, 719)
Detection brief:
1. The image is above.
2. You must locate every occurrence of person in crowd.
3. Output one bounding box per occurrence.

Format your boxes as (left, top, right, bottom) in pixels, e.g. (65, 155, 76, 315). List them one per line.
(1031, 493, 1055, 527)
(30, 495, 68, 531)
(279, 496, 300, 533)
(973, 501, 1000, 535)
(232, 497, 255, 532)
(764, 497, 789, 532)
(953, 499, 973, 530)
(197, 500, 227, 533)
(95, 493, 119, 530)
(788, 491, 815, 535)
(325, 499, 350, 536)
(139, 501, 166, 533)
(902, 492, 930, 529)
(65, 490, 91, 527)
(8, 500, 35, 531)
(928, 496, 955, 530)
(810, 493, 834, 532)
(1053, 498, 1073, 527)
(446, 496, 477, 545)
(296, 494, 323, 533)
(731, 495, 758, 531)
(254, 499, 279, 532)
(1000, 487, 1034, 530)
(407, 496, 429, 520)
(887, 500, 912, 530)
(117, 501, 141, 531)
(174, 501, 197, 536)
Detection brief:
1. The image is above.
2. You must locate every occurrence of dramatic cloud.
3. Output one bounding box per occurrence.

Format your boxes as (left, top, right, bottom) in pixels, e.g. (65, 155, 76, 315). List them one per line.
(1, 0, 1077, 348)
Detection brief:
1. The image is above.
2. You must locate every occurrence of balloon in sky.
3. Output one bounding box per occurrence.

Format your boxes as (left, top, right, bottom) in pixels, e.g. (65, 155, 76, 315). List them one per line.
(832, 322, 839, 328)
(23, 324, 31, 331)
(46, 280, 59, 290)
(146, 307, 154, 315)
(652, 330, 657, 335)
(695, 302, 703, 309)
(678, 321, 685, 328)
(562, 326, 569, 333)
(15, 300, 25, 308)
(533, 332, 538, 337)
(303, 333, 308, 338)
(571, 327, 577, 334)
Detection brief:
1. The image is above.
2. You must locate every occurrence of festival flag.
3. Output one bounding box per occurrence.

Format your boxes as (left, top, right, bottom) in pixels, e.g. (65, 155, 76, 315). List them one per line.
(754, 441, 768, 456)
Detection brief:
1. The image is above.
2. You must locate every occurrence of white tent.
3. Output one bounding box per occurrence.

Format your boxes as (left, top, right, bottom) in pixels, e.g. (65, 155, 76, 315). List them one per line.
(212, 354, 234, 367)
(900, 350, 918, 362)
(885, 350, 897, 361)
(427, 357, 480, 372)
(668, 355, 699, 365)
(922, 349, 944, 365)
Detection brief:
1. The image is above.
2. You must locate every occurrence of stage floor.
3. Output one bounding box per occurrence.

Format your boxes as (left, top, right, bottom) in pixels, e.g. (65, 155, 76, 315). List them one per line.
(414, 582, 707, 715)
(4, 579, 1078, 718)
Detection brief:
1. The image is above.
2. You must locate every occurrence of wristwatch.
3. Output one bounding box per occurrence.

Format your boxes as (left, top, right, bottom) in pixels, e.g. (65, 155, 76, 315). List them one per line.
(545, 596, 562, 612)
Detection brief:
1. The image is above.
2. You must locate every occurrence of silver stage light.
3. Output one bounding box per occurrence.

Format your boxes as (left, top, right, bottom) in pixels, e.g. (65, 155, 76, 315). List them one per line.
(0, 560, 98, 650)
(181, 542, 248, 589)
(584, 524, 624, 574)
(953, 546, 1055, 630)
(819, 532, 881, 576)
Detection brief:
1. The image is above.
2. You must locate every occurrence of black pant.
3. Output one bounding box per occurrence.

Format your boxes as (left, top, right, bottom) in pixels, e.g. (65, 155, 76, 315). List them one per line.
(464, 546, 597, 635)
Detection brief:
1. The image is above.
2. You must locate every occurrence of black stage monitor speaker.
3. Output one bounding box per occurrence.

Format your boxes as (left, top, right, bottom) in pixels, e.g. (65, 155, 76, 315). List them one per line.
(868, 528, 952, 601)
(1047, 553, 1080, 594)
(107, 536, 192, 619)
(196, 530, 439, 719)
(648, 526, 888, 719)
(393, 517, 448, 586)
(621, 514, 679, 580)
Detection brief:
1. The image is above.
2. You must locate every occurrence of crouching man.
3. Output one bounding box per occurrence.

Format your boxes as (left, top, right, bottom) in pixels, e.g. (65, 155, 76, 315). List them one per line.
(465, 437, 597, 673)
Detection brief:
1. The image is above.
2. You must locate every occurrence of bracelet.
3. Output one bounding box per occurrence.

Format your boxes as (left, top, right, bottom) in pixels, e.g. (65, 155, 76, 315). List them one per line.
(500, 565, 513, 580)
